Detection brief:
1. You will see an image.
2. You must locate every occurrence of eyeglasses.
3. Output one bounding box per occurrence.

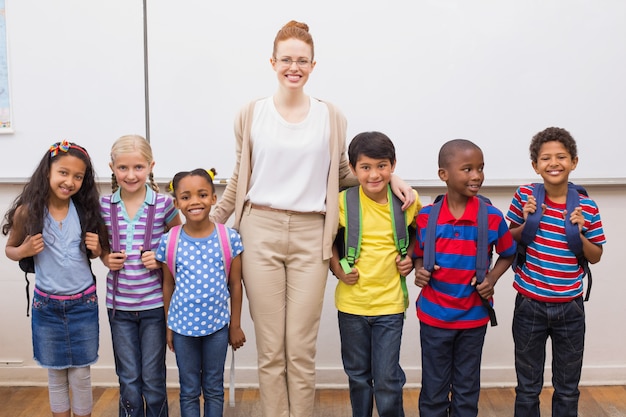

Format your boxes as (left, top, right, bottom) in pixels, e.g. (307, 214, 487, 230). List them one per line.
(274, 57, 312, 67)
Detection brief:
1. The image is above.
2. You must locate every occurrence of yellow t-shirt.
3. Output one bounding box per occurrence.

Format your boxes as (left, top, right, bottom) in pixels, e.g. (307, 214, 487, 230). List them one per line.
(335, 187, 421, 316)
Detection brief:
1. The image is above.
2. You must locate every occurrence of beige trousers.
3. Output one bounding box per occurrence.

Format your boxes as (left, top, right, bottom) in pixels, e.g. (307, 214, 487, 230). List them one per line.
(239, 204, 329, 417)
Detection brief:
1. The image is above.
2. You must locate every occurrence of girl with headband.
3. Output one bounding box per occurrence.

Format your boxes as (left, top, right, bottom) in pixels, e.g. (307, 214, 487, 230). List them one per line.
(3, 140, 107, 417)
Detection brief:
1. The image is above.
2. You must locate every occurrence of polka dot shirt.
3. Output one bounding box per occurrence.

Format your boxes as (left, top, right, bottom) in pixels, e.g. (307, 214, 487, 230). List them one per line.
(156, 226, 243, 337)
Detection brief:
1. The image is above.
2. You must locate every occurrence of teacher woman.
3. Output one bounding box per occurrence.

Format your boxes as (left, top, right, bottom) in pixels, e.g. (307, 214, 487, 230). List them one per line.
(211, 20, 415, 417)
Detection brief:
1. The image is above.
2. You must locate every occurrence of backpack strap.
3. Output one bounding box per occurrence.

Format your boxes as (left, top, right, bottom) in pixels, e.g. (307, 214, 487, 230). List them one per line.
(564, 183, 586, 255)
(343, 186, 362, 266)
(389, 188, 409, 310)
(390, 191, 409, 258)
(75, 202, 97, 282)
(565, 183, 592, 301)
(516, 183, 592, 300)
(165, 224, 231, 279)
(214, 222, 236, 407)
(165, 225, 182, 274)
(520, 183, 545, 247)
(19, 259, 33, 317)
(475, 198, 489, 285)
(110, 200, 121, 313)
(423, 195, 497, 326)
(513, 183, 544, 273)
(143, 203, 156, 252)
(215, 223, 233, 278)
(422, 197, 443, 274)
(475, 197, 497, 326)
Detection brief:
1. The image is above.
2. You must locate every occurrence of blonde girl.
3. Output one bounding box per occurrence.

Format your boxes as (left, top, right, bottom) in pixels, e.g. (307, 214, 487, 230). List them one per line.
(100, 134, 181, 417)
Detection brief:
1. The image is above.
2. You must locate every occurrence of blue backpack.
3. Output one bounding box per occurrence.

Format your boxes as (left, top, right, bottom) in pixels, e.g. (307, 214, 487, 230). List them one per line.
(422, 194, 498, 326)
(336, 185, 411, 310)
(514, 182, 592, 301)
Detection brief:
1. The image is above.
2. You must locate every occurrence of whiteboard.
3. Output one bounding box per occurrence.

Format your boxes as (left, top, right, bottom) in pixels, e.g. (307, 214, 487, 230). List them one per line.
(3, 0, 625, 185)
(2, 0, 146, 181)
(146, 0, 626, 184)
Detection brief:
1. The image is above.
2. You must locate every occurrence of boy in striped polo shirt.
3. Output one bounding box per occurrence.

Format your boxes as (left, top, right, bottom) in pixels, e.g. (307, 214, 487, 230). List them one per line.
(506, 127, 606, 417)
(413, 139, 516, 417)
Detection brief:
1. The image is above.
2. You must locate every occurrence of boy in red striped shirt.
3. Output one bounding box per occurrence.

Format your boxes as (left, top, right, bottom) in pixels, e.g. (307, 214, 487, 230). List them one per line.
(413, 139, 515, 417)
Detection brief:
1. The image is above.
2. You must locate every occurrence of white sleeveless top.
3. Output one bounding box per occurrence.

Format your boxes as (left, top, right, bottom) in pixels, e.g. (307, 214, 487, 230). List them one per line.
(246, 96, 331, 212)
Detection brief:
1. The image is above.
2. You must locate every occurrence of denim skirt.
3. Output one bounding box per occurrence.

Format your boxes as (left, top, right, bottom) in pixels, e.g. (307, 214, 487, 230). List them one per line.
(31, 286, 99, 369)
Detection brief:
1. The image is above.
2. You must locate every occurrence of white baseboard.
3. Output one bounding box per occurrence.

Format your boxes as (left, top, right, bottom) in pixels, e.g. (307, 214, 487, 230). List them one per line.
(2, 364, 625, 388)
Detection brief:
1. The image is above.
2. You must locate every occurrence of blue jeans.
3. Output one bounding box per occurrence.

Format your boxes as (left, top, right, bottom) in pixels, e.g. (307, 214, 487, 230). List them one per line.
(419, 322, 487, 417)
(338, 312, 406, 417)
(513, 293, 585, 417)
(172, 325, 229, 417)
(108, 307, 168, 417)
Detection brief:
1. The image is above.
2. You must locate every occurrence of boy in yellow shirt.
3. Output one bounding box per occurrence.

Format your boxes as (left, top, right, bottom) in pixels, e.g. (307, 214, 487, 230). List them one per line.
(330, 131, 421, 417)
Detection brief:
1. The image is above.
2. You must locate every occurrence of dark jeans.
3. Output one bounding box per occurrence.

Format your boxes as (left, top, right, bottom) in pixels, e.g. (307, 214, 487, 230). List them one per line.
(338, 312, 406, 417)
(173, 325, 229, 417)
(513, 293, 585, 417)
(419, 322, 487, 417)
(108, 307, 168, 417)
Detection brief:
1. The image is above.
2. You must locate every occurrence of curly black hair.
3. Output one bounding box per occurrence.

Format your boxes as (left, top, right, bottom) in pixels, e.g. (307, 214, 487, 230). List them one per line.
(529, 127, 578, 163)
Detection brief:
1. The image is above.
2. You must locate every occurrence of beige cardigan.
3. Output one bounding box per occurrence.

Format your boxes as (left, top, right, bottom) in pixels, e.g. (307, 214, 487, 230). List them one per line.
(211, 98, 357, 260)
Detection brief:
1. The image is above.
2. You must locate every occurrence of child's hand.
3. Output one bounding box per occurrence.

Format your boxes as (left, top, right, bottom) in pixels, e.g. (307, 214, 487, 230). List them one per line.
(473, 276, 495, 299)
(414, 265, 436, 288)
(21, 233, 44, 258)
(566, 207, 585, 233)
(339, 265, 360, 285)
(229, 325, 246, 351)
(85, 232, 101, 257)
(522, 195, 537, 220)
(396, 255, 414, 277)
(523, 195, 546, 221)
(108, 250, 127, 271)
(140, 248, 160, 270)
(166, 328, 174, 353)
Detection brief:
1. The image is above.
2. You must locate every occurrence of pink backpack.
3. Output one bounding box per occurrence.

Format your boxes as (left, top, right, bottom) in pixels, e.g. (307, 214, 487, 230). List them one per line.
(165, 223, 232, 278)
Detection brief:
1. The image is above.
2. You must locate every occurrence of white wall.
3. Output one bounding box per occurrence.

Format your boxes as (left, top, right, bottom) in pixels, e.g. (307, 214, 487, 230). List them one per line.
(0, 183, 624, 388)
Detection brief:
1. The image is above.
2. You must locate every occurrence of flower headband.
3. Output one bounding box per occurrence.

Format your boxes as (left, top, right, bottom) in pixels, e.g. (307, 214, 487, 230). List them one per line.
(49, 140, 89, 158)
(168, 169, 215, 193)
